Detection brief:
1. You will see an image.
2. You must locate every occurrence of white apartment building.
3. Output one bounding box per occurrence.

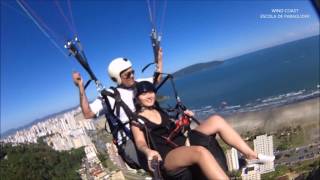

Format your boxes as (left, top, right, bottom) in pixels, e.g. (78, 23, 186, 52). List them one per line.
(226, 147, 239, 171)
(253, 134, 275, 174)
(85, 144, 98, 160)
(241, 165, 261, 180)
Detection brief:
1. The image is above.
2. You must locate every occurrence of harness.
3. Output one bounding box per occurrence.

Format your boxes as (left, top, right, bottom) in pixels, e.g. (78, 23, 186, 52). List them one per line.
(132, 107, 191, 149)
(100, 87, 137, 145)
(132, 108, 197, 179)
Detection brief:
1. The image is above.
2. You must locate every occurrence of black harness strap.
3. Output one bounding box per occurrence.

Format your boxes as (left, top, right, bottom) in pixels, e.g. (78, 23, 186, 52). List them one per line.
(100, 88, 136, 142)
(135, 114, 181, 149)
(110, 87, 137, 122)
(131, 117, 153, 149)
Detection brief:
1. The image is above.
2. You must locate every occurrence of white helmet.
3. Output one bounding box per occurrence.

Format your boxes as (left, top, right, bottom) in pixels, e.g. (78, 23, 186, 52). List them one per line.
(108, 57, 132, 84)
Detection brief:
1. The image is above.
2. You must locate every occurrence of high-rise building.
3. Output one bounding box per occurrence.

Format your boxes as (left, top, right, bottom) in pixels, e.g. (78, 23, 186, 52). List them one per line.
(226, 147, 240, 171)
(253, 134, 275, 174)
(241, 165, 261, 180)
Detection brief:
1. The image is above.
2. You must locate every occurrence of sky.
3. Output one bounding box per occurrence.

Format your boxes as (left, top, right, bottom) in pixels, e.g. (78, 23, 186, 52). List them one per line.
(1, 0, 319, 134)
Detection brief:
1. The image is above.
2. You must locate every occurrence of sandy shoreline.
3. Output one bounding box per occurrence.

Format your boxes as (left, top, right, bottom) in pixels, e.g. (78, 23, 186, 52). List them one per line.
(224, 97, 319, 141)
(94, 97, 319, 142)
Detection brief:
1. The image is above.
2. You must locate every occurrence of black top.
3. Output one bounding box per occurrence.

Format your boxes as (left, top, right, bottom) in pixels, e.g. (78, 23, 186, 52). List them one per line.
(137, 110, 187, 160)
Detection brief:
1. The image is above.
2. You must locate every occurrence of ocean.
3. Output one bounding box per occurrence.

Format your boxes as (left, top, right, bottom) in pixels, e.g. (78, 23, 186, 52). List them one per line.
(157, 35, 319, 118)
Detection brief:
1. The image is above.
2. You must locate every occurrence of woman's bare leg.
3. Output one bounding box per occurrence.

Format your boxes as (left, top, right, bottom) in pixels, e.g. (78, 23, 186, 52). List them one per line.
(164, 146, 229, 179)
(194, 115, 257, 160)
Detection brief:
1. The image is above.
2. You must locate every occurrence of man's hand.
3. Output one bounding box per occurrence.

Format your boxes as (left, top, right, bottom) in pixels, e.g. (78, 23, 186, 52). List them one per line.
(72, 71, 83, 87)
(184, 110, 194, 117)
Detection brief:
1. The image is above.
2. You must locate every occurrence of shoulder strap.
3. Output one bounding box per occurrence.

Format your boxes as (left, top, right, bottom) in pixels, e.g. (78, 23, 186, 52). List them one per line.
(135, 115, 148, 127)
(100, 88, 132, 140)
(112, 87, 121, 117)
(110, 87, 137, 123)
(100, 88, 117, 112)
(135, 114, 155, 149)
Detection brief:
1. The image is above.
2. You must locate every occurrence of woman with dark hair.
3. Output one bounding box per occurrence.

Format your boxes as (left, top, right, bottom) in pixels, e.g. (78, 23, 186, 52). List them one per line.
(131, 81, 274, 179)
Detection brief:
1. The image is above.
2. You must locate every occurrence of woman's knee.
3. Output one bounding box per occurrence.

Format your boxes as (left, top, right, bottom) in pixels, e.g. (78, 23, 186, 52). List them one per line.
(195, 115, 225, 135)
(163, 146, 208, 170)
(192, 146, 211, 161)
(207, 115, 225, 125)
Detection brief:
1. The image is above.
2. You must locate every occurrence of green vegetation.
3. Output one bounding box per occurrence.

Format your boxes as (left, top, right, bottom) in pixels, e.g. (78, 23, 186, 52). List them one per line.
(274, 126, 305, 151)
(262, 158, 320, 180)
(97, 152, 118, 172)
(216, 138, 228, 152)
(124, 170, 150, 180)
(239, 125, 305, 151)
(261, 165, 289, 180)
(293, 158, 320, 174)
(0, 141, 85, 180)
(228, 170, 241, 178)
(241, 128, 266, 141)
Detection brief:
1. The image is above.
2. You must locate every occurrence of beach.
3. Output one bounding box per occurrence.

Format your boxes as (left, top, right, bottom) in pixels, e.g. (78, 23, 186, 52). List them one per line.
(225, 97, 319, 142)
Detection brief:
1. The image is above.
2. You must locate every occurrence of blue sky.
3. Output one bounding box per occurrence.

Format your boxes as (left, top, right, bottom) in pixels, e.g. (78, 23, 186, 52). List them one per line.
(1, 0, 319, 133)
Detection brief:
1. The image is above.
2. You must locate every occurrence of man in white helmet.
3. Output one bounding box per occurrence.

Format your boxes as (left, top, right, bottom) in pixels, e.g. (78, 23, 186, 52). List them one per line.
(72, 48, 162, 170)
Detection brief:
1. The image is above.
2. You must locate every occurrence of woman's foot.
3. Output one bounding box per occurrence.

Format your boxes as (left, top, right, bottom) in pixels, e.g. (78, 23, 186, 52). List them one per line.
(246, 154, 275, 165)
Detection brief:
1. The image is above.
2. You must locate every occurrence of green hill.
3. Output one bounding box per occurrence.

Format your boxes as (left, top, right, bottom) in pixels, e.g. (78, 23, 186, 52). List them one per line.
(0, 141, 85, 180)
(172, 60, 224, 78)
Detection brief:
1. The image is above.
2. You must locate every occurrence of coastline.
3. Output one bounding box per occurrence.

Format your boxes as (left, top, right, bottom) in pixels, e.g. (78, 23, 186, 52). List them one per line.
(225, 97, 319, 142)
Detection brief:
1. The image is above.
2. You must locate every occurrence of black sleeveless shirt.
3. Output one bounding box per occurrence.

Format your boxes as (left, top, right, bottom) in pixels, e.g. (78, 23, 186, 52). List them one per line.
(137, 110, 187, 159)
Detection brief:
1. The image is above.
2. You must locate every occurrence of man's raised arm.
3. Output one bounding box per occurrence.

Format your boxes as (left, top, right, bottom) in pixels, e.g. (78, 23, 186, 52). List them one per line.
(72, 71, 96, 119)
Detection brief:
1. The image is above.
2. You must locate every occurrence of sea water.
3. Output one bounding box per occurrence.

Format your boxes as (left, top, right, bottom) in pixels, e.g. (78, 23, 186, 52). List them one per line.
(157, 35, 319, 118)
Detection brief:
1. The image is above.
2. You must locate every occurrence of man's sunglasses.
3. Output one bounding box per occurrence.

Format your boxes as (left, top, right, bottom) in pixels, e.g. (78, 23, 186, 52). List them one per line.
(121, 70, 135, 79)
